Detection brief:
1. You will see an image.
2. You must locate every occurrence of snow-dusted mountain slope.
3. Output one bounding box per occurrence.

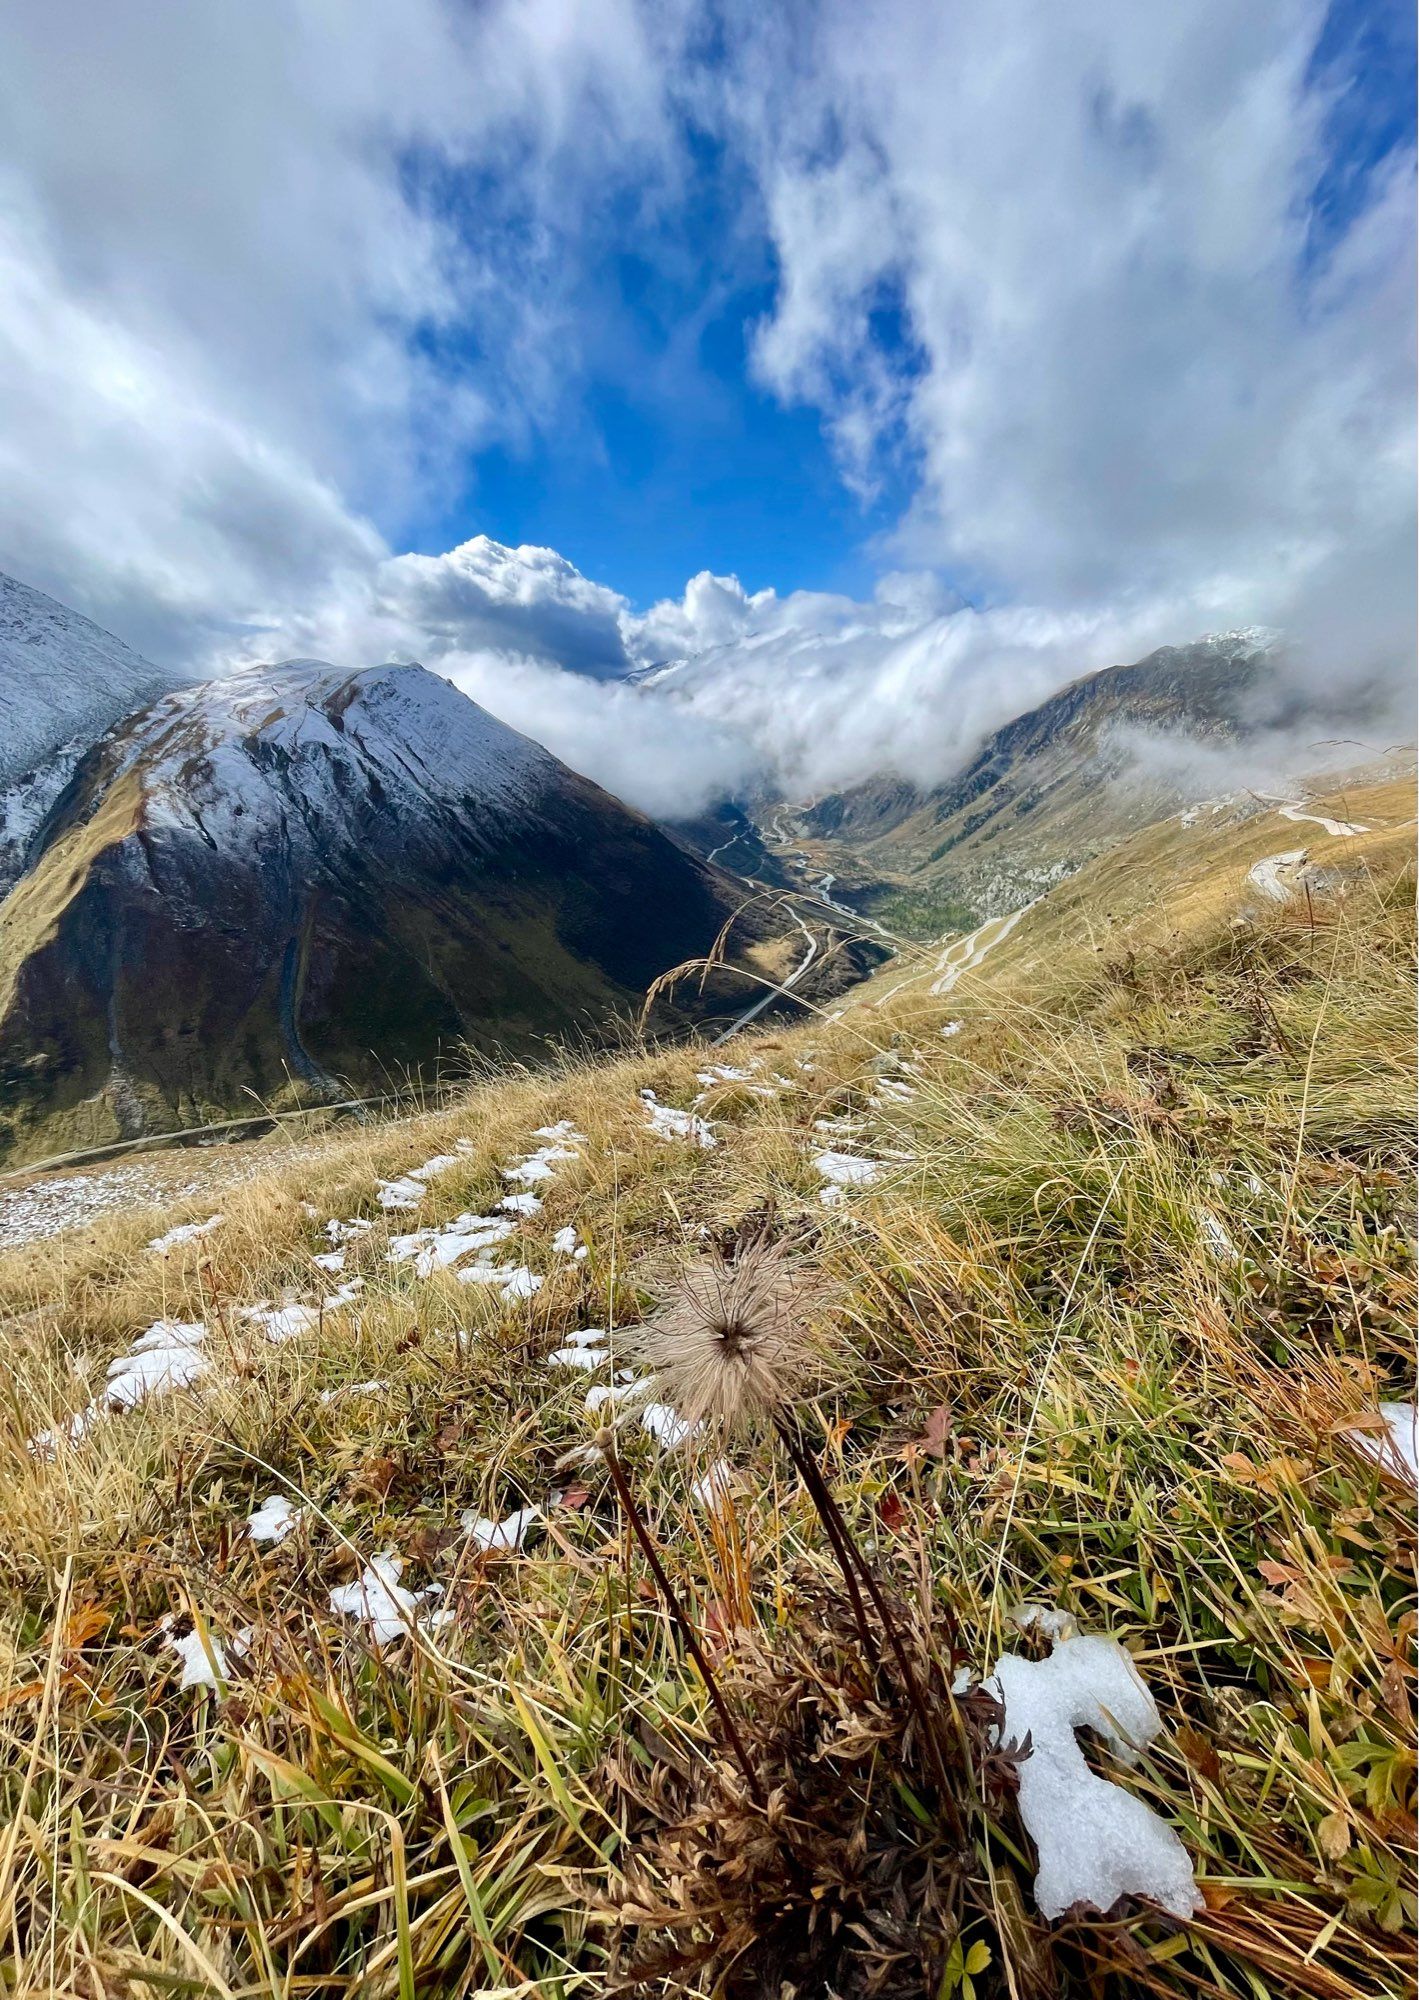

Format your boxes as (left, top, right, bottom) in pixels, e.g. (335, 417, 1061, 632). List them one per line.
(0, 571, 171, 786)
(0, 571, 174, 893)
(0, 659, 775, 1164)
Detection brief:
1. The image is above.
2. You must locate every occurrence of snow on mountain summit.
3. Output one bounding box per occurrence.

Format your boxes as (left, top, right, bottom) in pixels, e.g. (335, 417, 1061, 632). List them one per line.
(0, 570, 172, 787)
(108, 657, 561, 861)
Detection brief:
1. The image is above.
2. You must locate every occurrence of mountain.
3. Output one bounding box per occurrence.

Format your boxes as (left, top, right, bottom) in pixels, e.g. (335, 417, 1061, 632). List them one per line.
(0, 571, 174, 892)
(0, 659, 822, 1164)
(788, 633, 1279, 930)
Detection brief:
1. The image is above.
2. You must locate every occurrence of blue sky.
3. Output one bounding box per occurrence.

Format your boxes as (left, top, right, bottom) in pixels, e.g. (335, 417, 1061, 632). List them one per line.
(395, 0, 1413, 613)
(402, 127, 921, 608)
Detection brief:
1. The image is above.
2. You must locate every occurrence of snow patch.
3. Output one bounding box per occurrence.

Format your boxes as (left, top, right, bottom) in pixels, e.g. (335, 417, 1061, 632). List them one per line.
(462, 1505, 540, 1551)
(375, 1177, 425, 1211)
(165, 1620, 251, 1693)
(240, 1301, 322, 1344)
(247, 1494, 302, 1544)
(640, 1090, 716, 1148)
(991, 1631, 1201, 1921)
(148, 1214, 224, 1255)
(329, 1555, 451, 1647)
(813, 1150, 882, 1198)
(387, 1213, 515, 1276)
(319, 1378, 387, 1403)
(1345, 1403, 1418, 1490)
(640, 1401, 699, 1450)
(456, 1262, 542, 1301)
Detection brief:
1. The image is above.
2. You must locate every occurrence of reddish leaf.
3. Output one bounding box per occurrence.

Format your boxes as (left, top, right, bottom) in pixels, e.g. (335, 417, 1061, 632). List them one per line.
(877, 1490, 907, 1532)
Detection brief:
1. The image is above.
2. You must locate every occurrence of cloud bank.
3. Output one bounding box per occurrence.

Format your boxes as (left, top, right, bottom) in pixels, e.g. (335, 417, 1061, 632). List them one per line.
(0, 0, 1411, 816)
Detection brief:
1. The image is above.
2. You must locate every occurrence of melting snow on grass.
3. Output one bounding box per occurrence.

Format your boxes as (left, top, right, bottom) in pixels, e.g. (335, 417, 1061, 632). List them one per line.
(240, 1301, 323, 1344)
(387, 1213, 515, 1275)
(1345, 1403, 1418, 1489)
(689, 1459, 734, 1506)
(462, 1505, 540, 1550)
(990, 1630, 1202, 1921)
(640, 1090, 716, 1148)
(247, 1494, 302, 1544)
(326, 1218, 372, 1243)
(165, 1620, 251, 1693)
(375, 1176, 426, 1211)
(329, 1556, 451, 1647)
(318, 1379, 387, 1403)
(814, 1150, 882, 1205)
(147, 1214, 224, 1255)
(30, 1319, 211, 1454)
(640, 1402, 699, 1450)
(546, 1334, 608, 1371)
(1196, 1210, 1237, 1264)
(458, 1263, 542, 1301)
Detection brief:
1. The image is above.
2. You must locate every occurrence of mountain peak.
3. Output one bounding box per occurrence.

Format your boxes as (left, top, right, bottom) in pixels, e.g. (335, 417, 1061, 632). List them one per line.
(0, 569, 173, 787)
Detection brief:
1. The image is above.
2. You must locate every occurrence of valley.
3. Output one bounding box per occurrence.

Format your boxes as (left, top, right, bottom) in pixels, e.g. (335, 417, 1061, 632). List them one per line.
(1, 761, 1412, 1996)
(0, 570, 1412, 2000)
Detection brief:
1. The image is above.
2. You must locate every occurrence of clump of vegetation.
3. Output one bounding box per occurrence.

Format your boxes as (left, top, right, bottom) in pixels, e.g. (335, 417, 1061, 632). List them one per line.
(0, 790, 1413, 1996)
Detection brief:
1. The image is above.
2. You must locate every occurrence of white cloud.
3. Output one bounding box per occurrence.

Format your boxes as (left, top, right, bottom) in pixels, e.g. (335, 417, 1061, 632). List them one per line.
(0, 1, 1409, 818)
(728, 0, 1413, 650)
(0, 0, 681, 656)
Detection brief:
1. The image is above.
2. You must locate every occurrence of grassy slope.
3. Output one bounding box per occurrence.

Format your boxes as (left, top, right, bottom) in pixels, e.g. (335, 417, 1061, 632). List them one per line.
(0, 779, 1413, 1997)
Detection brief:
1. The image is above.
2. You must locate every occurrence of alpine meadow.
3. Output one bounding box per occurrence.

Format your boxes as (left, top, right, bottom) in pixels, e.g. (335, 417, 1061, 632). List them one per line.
(0, 4, 1414, 1998)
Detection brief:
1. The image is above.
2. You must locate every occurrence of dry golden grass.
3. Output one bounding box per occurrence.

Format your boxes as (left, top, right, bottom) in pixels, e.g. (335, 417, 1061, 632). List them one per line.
(0, 800, 1413, 1996)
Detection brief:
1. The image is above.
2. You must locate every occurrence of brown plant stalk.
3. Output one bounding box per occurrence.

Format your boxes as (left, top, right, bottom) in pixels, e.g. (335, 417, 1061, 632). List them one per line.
(598, 1431, 766, 1809)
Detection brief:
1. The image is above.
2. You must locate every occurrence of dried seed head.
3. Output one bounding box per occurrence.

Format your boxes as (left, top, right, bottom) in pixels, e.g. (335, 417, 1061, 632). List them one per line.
(630, 1239, 831, 1433)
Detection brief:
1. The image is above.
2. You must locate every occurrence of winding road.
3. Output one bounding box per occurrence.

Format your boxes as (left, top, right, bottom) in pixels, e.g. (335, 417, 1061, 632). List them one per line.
(712, 912, 819, 1045)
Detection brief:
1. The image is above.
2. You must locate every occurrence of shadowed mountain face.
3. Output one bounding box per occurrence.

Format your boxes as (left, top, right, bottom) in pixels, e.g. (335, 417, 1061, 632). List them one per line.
(0, 660, 768, 1162)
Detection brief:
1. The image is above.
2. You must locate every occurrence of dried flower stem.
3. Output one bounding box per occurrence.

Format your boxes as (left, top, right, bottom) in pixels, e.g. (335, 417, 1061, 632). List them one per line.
(601, 1438, 766, 1809)
(778, 1422, 964, 1835)
(772, 1416, 874, 1655)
